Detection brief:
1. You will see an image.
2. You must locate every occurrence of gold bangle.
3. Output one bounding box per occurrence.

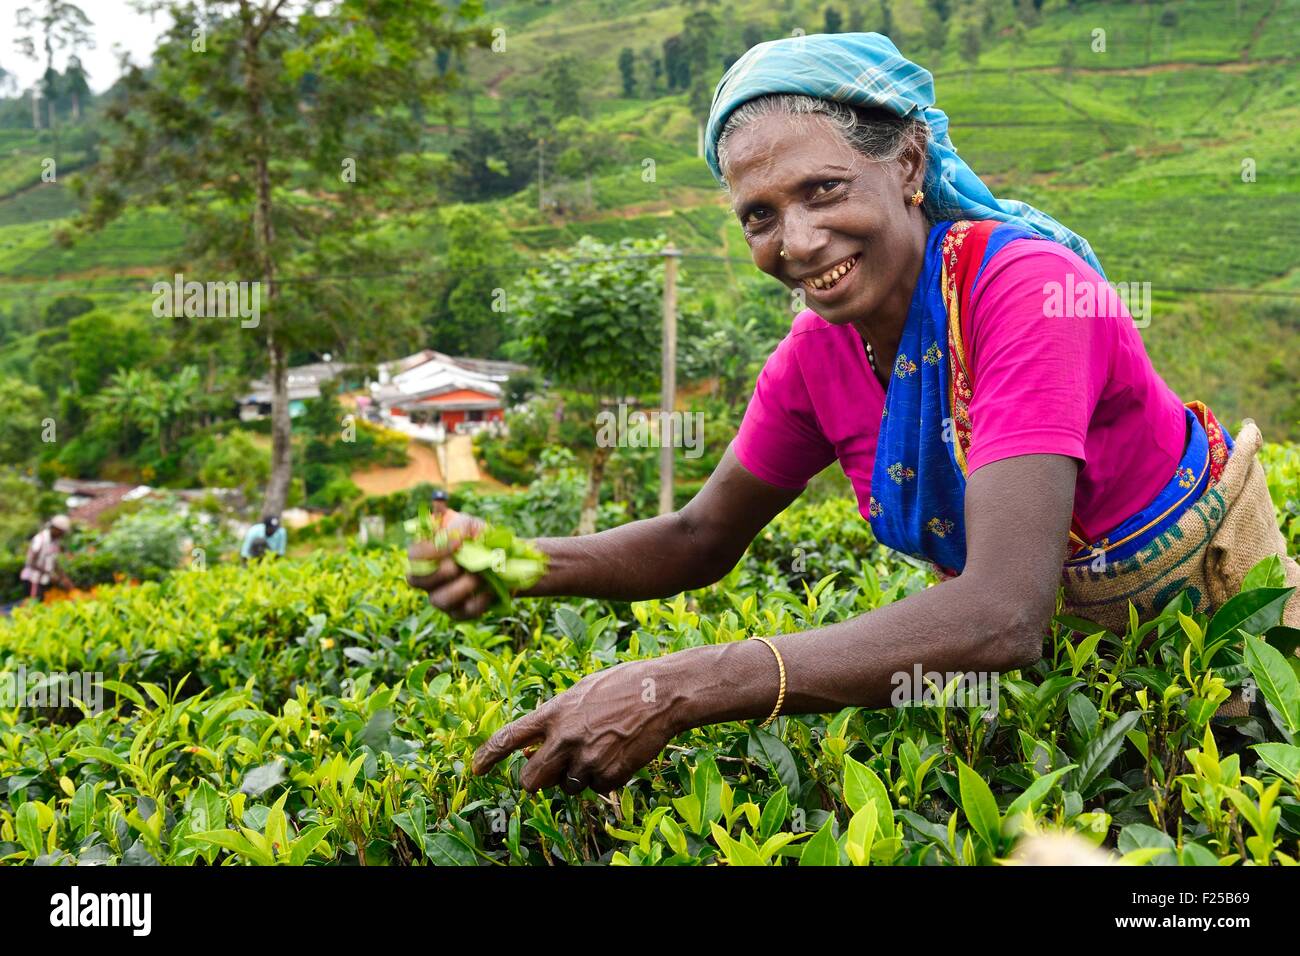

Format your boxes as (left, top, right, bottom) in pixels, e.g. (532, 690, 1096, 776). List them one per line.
(750, 636, 786, 730)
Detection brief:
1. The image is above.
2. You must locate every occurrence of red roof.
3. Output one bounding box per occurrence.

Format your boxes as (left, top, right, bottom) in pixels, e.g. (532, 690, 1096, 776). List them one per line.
(408, 387, 500, 408)
(68, 485, 136, 526)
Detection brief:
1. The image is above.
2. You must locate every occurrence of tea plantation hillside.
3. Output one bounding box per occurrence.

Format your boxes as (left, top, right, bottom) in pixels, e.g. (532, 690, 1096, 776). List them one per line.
(1, 0, 1298, 439)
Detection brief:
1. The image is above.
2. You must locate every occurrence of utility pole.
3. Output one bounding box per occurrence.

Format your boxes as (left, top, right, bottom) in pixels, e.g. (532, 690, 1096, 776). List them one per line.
(658, 245, 681, 516)
(537, 136, 545, 213)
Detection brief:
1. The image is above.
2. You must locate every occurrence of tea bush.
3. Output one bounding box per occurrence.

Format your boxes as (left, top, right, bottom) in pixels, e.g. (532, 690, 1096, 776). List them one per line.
(0, 495, 1297, 866)
(63, 499, 236, 587)
(1261, 441, 1300, 552)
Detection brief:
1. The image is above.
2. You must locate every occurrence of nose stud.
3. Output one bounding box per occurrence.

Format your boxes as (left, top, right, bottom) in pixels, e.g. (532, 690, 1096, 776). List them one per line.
(779, 248, 788, 259)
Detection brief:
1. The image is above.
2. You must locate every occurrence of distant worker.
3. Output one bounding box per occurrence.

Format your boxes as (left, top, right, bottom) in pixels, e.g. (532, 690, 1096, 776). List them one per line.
(431, 489, 451, 528)
(21, 515, 74, 602)
(240, 514, 287, 563)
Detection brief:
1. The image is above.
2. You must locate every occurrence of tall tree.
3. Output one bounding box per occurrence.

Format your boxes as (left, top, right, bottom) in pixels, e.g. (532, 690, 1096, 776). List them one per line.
(427, 206, 517, 357)
(958, 17, 981, 80)
(617, 47, 636, 97)
(1006, 19, 1027, 79)
(681, 10, 719, 79)
(542, 54, 585, 118)
(879, 0, 895, 39)
(12, 1, 94, 135)
(922, 5, 949, 62)
(688, 75, 713, 158)
(510, 236, 665, 535)
(0, 377, 46, 465)
(70, 0, 488, 516)
(63, 53, 89, 121)
(662, 34, 689, 91)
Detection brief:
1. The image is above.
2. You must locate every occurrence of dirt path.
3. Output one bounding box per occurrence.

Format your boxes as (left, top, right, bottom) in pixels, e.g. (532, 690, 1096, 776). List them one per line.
(485, 66, 514, 100)
(443, 434, 482, 485)
(934, 55, 1296, 82)
(1242, 0, 1281, 61)
(350, 435, 482, 495)
(351, 441, 443, 496)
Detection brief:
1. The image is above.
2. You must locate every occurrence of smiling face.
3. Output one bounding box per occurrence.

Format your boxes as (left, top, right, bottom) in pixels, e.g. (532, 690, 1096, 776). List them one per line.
(722, 111, 929, 329)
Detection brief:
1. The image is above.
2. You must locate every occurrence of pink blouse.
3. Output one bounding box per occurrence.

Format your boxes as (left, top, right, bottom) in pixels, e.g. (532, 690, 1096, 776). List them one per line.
(733, 238, 1189, 544)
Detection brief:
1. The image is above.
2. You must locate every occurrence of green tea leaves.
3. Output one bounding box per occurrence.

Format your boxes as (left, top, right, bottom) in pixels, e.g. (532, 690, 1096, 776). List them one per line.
(1243, 633, 1300, 734)
(748, 729, 800, 797)
(799, 816, 840, 866)
(240, 759, 287, 798)
(407, 517, 548, 612)
(1073, 711, 1143, 795)
(956, 759, 1000, 853)
(1206, 586, 1295, 646)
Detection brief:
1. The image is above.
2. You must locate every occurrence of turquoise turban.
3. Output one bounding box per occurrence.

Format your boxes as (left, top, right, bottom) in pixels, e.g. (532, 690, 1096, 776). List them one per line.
(704, 32, 1104, 277)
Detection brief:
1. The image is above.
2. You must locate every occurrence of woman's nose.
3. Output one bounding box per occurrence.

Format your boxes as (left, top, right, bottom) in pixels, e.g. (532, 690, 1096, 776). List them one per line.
(779, 208, 830, 264)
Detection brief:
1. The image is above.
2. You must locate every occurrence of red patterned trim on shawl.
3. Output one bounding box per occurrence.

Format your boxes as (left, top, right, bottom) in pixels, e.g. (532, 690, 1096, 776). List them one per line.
(941, 219, 1099, 559)
(939, 219, 995, 477)
(1187, 400, 1229, 489)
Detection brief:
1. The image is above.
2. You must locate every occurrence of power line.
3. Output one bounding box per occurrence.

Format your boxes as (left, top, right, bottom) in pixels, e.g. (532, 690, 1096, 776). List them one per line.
(3, 242, 1299, 307)
(0, 250, 764, 300)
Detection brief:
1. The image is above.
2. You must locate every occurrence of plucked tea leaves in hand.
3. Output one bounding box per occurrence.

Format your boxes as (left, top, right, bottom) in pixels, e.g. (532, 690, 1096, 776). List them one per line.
(406, 504, 547, 610)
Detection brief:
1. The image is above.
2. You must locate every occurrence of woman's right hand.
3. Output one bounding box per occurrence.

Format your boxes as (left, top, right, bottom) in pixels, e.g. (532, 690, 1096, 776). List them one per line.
(406, 511, 494, 619)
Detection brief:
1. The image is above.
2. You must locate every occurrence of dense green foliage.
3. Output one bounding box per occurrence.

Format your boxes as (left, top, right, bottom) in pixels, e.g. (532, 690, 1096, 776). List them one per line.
(0, 491, 1297, 866)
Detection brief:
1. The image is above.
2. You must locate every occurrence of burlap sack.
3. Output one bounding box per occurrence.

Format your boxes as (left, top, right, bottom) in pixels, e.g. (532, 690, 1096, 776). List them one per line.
(1061, 420, 1300, 633)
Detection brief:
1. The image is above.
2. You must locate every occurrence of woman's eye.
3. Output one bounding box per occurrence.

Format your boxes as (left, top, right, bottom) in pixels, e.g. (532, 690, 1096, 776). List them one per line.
(742, 209, 770, 228)
(812, 180, 843, 197)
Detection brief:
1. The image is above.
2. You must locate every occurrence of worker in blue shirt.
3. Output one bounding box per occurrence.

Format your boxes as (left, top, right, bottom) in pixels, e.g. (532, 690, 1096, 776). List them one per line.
(240, 515, 287, 563)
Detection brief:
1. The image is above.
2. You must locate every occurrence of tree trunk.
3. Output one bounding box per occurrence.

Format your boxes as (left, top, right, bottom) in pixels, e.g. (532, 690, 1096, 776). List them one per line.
(577, 441, 611, 536)
(31, 89, 40, 130)
(44, 42, 58, 164)
(204, 351, 216, 426)
(264, 336, 292, 514)
(243, 11, 288, 516)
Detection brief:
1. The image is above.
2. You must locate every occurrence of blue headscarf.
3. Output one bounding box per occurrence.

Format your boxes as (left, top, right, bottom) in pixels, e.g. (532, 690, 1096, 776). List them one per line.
(704, 32, 1105, 277)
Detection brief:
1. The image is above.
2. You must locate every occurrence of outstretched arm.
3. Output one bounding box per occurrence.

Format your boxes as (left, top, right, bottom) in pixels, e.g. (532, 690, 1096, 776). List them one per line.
(472, 453, 1077, 794)
(407, 444, 802, 616)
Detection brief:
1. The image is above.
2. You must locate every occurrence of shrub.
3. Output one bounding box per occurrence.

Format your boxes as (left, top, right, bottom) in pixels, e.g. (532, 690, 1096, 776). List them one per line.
(1261, 441, 1300, 552)
(307, 471, 363, 510)
(0, 553, 26, 605)
(477, 435, 534, 487)
(199, 430, 271, 495)
(73, 499, 236, 582)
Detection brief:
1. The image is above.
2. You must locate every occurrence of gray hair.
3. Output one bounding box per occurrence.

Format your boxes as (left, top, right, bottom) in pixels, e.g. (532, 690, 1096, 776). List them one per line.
(716, 94, 948, 219)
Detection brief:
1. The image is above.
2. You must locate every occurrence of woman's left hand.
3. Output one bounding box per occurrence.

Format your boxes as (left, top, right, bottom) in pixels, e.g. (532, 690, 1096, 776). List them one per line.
(471, 659, 681, 795)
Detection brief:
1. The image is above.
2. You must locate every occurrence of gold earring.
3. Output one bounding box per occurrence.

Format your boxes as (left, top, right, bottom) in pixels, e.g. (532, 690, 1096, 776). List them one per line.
(779, 248, 788, 259)
(908, 190, 925, 207)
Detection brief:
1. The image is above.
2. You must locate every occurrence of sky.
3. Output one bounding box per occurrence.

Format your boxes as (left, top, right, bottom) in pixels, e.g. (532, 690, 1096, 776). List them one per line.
(1, 0, 168, 94)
